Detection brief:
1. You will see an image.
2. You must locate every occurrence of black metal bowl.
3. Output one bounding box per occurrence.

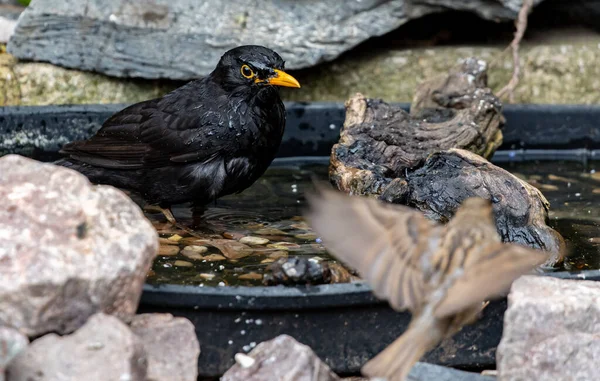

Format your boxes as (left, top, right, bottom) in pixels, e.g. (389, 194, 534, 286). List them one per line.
(1, 102, 600, 377)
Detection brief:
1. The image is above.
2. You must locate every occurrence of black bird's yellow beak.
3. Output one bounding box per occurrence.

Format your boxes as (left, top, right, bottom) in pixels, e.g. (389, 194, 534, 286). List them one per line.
(261, 69, 301, 88)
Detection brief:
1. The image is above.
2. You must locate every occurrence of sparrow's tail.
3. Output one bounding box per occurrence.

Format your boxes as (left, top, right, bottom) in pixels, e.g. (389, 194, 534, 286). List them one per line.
(362, 314, 445, 381)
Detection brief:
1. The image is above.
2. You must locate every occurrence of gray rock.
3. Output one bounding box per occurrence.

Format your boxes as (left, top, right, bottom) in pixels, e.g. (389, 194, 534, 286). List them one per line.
(221, 334, 340, 381)
(9, 0, 542, 80)
(221, 334, 494, 381)
(0, 154, 158, 337)
(407, 362, 495, 381)
(343, 363, 497, 380)
(0, 327, 28, 381)
(6, 313, 147, 381)
(497, 275, 600, 381)
(130, 313, 200, 381)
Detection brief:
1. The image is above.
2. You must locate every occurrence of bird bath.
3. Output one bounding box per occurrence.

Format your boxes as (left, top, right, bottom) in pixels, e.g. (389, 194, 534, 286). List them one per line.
(1, 102, 599, 377)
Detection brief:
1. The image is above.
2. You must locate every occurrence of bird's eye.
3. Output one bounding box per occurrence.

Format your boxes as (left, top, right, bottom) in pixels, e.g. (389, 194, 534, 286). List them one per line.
(240, 65, 254, 78)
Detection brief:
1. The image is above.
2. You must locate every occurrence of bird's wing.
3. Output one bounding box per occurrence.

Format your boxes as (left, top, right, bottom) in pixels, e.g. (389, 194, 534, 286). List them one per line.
(305, 187, 440, 311)
(434, 242, 548, 318)
(60, 96, 233, 169)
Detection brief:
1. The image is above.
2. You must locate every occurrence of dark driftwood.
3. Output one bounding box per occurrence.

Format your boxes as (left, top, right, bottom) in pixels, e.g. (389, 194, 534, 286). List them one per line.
(405, 149, 565, 266)
(329, 58, 564, 267)
(330, 58, 504, 196)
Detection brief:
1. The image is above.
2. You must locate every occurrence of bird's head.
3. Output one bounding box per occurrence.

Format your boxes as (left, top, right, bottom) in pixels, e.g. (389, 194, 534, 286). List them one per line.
(212, 45, 300, 93)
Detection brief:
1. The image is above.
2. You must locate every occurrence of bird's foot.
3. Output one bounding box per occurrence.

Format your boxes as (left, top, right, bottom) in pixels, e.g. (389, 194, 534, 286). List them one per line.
(189, 216, 225, 235)
(158, 206, 205, 239)
(159, 207, 178, 225)
(189, 204, 225, 235)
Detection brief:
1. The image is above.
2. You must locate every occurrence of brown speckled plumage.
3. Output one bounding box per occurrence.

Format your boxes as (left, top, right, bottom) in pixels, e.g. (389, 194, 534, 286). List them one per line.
(305, 188, 549, 381)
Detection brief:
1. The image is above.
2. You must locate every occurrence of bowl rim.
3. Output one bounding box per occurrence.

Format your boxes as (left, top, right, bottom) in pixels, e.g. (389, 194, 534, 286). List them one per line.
(141, 269, 600, 310)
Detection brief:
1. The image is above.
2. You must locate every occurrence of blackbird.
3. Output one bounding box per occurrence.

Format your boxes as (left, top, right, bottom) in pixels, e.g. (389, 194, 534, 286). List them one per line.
(305, 188, 549, 381)
(56, 45, 300, 224)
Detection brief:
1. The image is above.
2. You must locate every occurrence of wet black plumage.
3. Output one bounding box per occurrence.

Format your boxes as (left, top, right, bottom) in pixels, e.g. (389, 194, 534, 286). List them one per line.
(56, 45, 300, 216)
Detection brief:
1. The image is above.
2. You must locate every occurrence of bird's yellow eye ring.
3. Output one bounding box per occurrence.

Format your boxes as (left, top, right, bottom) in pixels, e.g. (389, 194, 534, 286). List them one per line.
(241, 65, 254, 79)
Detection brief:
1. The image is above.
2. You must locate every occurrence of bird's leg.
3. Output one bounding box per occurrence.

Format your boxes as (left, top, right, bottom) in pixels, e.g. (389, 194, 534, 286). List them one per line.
(190, 203, 224, 234)
(159, 206, 178, 226)
(157, 206, 204, 239)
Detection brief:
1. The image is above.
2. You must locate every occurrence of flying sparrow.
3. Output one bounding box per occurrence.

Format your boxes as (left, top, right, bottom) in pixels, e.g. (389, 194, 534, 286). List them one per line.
(305, 188, 549, 381)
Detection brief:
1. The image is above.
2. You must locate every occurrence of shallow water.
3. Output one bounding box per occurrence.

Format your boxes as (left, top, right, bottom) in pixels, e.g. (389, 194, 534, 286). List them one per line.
(501, 160, 600, 270)
(146, 157, 600, 287)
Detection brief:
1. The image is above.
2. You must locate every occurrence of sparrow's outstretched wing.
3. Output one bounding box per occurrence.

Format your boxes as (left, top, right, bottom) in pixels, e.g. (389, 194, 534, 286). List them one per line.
(434, 242, 548, 317)
(305, 187, 441, 311)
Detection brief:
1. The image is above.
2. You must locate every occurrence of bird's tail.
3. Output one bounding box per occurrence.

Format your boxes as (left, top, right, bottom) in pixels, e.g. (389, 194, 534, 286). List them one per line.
(53, 158, 75, 168)
(53, 158, 140, 192)
(362, 314, 444, 381)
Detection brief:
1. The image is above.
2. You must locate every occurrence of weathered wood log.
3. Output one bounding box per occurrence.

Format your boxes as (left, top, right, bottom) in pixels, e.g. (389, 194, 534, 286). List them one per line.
(330, 58, 504, 196)
(405, 149, 565, 267)
(329, 58, 564, 267)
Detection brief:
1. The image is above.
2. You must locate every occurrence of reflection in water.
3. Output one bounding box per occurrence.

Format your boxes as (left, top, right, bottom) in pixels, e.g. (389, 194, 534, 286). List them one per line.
(146, 157, 600, 287)
(500, 160, 600, 270)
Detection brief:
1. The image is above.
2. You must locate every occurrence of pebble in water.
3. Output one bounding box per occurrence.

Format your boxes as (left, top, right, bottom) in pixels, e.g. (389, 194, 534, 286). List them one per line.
(294, 233, 317, 240)
(593, 188, 600, 194)
(223, 231, 245, 240)
(268, 251, 288, 260)
(254, 228, 288, 236)
(158, 237, 179, 245)
(181, 246, 208, 260)
(183, 245, 208, 253)
(202, 254, 227, 261)
(158, 245, 180, 256)
(181, 251, 205, 261)
(205, 239, 253, 259)
(534, 183, 559, 191)
(267, 242, 300, 250)
(239, 236, 270, 245)
(290, 221, 310, 230)
(238, 273, 263, 280)
(178, 237, 205, 246)
(200, 273, 216, 280)
(167, 234, 183, 242)
(548, 174, 577, 183)
(174, 260, 194, 267)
